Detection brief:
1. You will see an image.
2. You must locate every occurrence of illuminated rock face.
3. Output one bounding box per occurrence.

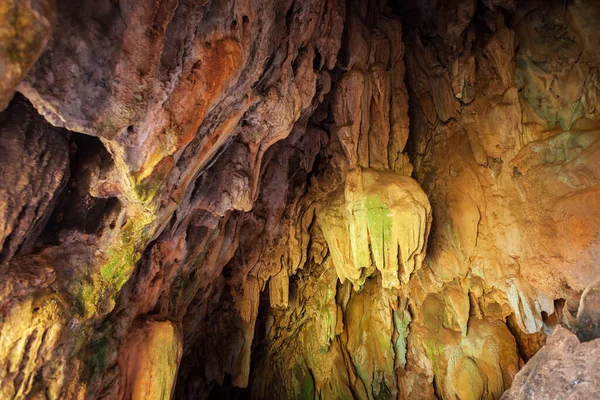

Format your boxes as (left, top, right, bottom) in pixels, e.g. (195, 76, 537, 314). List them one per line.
(502, 327, 600, 400)
(117, 319, 182, 400)
(321, 168, 431, 289)
(0, 0, 599, 399)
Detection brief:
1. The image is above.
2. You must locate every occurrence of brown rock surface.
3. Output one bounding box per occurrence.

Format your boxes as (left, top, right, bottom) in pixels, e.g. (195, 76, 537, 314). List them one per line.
(502, 327, 600, 400)
(0, 94, 70, 266)
(0, 0, 598, 399)
(0, 0, 55, 110)
(117, 318, 183, 400)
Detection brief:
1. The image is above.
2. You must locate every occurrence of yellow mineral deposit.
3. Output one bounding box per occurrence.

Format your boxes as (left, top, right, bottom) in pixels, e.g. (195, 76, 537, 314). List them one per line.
(320, 168, 431, 290)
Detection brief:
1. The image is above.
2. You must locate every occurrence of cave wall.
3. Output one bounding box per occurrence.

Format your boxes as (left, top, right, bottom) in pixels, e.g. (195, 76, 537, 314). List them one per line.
(222, 1, 600, 399)
(0, 0, 599, 399)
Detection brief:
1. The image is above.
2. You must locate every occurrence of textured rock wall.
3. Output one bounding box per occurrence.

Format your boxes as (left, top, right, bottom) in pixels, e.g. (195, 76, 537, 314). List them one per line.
(0, 0, 599, 399)
(397, 0, 600, 397)
(242, 0, 600, 398)
(0, 0, 346, 397)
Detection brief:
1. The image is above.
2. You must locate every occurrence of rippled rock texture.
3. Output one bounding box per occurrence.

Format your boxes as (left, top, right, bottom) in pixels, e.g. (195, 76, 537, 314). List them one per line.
(0, 0, 599, 399)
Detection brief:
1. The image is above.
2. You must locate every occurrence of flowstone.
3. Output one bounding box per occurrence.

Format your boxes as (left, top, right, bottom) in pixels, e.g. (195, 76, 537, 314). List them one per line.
(320, 168, 432, 290)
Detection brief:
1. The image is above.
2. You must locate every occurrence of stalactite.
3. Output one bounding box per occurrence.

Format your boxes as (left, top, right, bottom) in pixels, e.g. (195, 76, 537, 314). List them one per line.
(0, 0, 599, 399)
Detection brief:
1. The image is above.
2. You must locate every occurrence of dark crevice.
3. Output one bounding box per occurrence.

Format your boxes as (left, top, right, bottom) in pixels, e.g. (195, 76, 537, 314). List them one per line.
(34, 133, 120, 249)
(505, 314, 547, 363)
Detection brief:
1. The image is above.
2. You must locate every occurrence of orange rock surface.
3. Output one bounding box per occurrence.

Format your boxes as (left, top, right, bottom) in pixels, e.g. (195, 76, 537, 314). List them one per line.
(0, 0, 599, 399)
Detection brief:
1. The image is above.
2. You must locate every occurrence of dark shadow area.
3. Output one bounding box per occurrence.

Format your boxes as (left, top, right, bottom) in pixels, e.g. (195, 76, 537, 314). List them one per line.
(34, 133, 120, 249)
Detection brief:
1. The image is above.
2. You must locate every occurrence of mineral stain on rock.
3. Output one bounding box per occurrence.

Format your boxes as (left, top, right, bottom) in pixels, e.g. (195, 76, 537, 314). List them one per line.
(0, 0, 599, 399)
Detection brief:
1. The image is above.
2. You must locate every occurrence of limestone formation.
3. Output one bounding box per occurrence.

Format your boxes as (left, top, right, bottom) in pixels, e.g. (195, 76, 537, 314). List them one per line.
(502, 327, 600, 400)
(0, 0, 599, 399)
(117, 319, 183, 400)
(0, 0, 55, 110)
(320, 168, 431, 290)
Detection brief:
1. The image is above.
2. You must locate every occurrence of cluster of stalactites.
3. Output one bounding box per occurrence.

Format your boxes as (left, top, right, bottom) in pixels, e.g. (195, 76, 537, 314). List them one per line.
(320, 168, 431, 290)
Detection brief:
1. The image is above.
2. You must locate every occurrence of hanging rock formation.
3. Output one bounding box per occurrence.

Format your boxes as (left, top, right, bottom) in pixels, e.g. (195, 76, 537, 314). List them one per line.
(0, 0, 599, 399)
(320, 168, 431, 290)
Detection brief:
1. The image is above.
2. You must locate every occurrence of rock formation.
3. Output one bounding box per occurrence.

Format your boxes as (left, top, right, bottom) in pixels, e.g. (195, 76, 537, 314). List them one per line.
(502, 327, 600, 400)
(0, 0, 599, 399)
